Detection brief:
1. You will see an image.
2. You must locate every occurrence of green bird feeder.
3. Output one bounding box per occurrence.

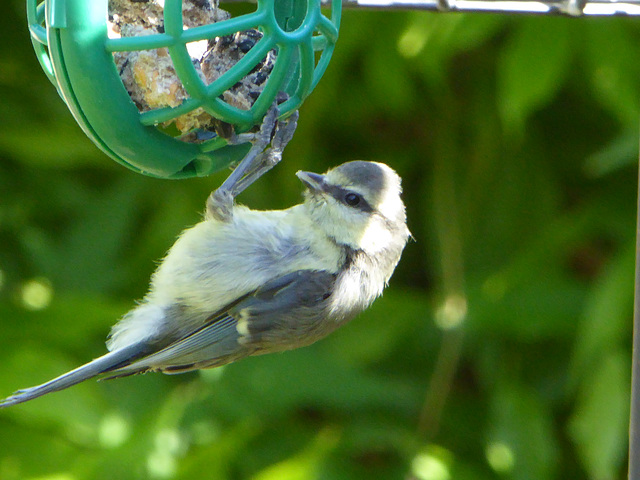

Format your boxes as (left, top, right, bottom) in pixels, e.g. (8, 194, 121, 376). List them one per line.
(26, 0, 341, 178)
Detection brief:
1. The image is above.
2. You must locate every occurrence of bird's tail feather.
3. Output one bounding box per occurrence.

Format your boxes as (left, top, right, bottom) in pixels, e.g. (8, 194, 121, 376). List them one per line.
(0, 342, 146, 408)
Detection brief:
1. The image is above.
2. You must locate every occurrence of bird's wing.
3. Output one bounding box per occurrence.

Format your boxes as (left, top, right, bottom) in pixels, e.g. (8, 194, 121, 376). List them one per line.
(105, 269, 336, 376)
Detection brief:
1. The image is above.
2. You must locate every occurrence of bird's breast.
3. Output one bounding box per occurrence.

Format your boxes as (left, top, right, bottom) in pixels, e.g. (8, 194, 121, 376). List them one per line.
(148, 206, 344, 313)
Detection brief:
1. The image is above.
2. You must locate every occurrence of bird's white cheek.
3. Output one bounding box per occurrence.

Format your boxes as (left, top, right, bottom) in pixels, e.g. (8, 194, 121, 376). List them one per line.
(358, 220, 393, 254)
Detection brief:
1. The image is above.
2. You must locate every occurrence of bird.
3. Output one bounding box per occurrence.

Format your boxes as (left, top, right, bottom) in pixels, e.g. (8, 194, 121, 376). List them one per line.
(0, 160, 410, 407)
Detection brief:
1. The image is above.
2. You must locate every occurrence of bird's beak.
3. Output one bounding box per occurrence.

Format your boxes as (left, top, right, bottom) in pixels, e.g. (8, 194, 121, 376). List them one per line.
(296, 171, 326, 193)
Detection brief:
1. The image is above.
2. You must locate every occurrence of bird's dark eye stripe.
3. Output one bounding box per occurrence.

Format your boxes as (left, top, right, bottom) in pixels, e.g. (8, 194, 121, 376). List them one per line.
(325, 185, 373, 212)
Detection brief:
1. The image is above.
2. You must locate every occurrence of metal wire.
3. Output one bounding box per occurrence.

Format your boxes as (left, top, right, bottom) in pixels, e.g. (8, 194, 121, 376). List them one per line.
(222, 0, 640, 15)
(324, 0, 640, 15)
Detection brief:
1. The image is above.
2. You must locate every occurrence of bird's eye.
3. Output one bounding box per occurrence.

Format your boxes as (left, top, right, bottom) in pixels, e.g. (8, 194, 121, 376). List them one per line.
(344, 192, 361, 207)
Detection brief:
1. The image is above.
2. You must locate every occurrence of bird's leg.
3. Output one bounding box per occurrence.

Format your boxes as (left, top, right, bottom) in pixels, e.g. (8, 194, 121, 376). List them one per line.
(225, 110, 299, 198)
(206, 107, 277, 221)
(207, 106, 299, 222)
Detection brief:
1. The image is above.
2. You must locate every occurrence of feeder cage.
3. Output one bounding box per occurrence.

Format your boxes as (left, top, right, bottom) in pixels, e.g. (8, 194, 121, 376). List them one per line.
(26, 0, 341, 179)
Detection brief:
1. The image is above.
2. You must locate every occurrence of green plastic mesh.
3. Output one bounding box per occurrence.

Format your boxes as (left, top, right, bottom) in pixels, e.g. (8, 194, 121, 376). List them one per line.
(27, 0, 341, 178)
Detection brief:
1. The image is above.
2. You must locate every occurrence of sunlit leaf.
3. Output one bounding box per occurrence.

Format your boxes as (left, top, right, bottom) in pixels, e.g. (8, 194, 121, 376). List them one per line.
(568, 241, 634, 392)
(251, 428, 340, 480)
(487, 383, 559, 480)
(584, 129, 639, 177)
(582, 20, 640, 125)
(497, 18, 572, 134)
(0, 126, 101, 169)
(322, 290, 431, 367)
(0, 346, 105, 442)
(568, 350, 630, 480)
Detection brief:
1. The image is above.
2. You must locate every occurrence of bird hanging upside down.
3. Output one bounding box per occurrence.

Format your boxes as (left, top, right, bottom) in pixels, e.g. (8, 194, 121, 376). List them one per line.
(0, 109, 410, 408)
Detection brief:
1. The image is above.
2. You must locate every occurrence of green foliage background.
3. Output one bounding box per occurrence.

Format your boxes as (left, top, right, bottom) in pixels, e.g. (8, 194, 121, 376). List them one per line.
(0, 2, 638, 479)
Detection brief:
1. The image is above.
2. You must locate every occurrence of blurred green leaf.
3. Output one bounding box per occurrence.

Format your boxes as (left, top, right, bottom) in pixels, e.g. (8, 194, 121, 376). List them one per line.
(251, 428, 340, 480)
(568, 241, 634, 392)
(0, 294, 127, 347)
(0, 421, 80, 480)
(469, 272, 583, 340)
(568, 350, 630, 480)
(403, 14, 505, 85)
(0, 124, 100, 169)
(582, 20, 640, 125)
(177, 419, 263, 480)
(364, 37, 415, 117)
(322, 290, 431, 367)
(202, 344, 421, 421)
(21, 176, 147, 292)
(487, 383, 559, 480)
(497, 18, 572, 134)
(584, 129, 639, 177)
(0, 346, 105, 442)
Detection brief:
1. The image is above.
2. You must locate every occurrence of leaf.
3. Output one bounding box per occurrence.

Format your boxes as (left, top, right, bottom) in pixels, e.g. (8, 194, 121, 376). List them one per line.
(199, 344, 421, 424)
(251, 428, 340, 480)
(469, 272, 583, 340)
(21, 175, 147, 293)
(582, 21, 640, 126)
(0, 124, 101, 169)
(584, 129, 639, 177)
(364, 36, 415, 116)
(487, 382, 559, 480)
(0, 293, 128, 348)
(568, 241, 635, 392)
(0, 346, 106, 443)
(568, 350, 630, 480)
(177, 419, 263, 480)
(403, 14, 505, 84)
(0, 421, 79, 479)
(497, 18, 572, 134)
(321, 290, 431, 367)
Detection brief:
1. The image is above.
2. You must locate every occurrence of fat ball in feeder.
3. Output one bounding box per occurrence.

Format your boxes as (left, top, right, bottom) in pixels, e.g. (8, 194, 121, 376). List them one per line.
(27, 0, 341, 179)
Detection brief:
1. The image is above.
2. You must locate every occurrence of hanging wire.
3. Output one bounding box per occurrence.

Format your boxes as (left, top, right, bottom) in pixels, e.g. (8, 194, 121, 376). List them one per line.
(323, 0, 640, 15)
(222, 0, 640, 15)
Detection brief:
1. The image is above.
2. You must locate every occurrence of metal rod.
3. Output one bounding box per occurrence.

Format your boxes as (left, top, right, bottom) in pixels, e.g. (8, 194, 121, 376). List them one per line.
(323, 0, 640, 15)
(221, 0, 640, 15)
(629, 150, 640, 480)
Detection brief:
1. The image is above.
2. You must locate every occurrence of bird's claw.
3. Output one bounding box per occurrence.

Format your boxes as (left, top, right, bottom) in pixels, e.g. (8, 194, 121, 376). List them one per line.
(207, 188, 234, 222)
(272, 110, 299, 151)
(207, 101, 299, 222)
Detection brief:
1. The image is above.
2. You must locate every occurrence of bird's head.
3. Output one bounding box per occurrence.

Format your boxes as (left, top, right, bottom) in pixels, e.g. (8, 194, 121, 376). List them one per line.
(297, 161, 410, 254)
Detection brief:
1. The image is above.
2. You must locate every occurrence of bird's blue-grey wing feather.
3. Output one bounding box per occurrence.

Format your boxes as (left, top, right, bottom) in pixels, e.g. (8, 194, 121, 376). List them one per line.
(106, 269, 336, 376)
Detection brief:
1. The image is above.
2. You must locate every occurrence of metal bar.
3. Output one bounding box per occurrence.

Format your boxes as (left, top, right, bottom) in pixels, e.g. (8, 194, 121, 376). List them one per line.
(222, 0, 640, 16)
(629, 152, 640, 480)
(324, 0, 640, 15)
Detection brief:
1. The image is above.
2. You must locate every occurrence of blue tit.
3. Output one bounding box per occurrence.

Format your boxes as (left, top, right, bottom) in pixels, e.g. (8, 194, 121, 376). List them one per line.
(1, 160, 410, 407)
